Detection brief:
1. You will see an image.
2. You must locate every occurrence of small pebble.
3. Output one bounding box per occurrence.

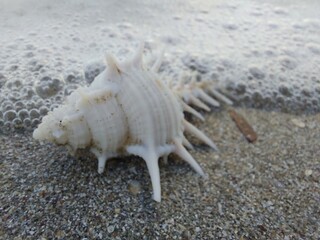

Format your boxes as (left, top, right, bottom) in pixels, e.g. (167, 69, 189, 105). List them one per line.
(291, 118, 305, 128)
(128, 180, 142, 195)
(304, 169, 312, 177)
(107, 225, 115, 233)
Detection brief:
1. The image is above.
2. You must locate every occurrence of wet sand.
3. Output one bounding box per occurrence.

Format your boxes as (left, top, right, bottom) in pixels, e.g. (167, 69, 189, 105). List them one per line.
(1, 108, 319, 239)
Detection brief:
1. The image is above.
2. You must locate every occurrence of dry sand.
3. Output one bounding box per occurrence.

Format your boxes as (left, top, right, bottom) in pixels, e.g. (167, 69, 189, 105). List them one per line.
(0, 108, 319, 239)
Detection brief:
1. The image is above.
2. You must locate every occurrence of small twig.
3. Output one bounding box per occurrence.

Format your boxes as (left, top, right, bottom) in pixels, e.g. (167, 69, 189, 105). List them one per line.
(228, 109, 257, 143)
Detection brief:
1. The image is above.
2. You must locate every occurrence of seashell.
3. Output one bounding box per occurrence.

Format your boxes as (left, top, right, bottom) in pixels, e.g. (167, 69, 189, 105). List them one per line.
(33, 43, 232, 202)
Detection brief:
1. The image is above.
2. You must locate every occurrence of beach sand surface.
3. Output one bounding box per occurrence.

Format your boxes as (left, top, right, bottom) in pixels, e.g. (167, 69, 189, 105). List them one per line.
(1, 108, 319, 239)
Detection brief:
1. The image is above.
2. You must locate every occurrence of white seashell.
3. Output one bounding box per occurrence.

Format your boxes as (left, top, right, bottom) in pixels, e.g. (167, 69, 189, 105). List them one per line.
(33, 43, 232, 202)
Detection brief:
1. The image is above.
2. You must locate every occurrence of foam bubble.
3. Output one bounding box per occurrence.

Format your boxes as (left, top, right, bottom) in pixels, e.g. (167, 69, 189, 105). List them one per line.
(307, 43, 320, 55)
(279, 57, 298, 70)
(4, 110, 17, 122)
(29, 109, 40, 120)
(18, 109, 29, 121)
(249, 67, 265, 80)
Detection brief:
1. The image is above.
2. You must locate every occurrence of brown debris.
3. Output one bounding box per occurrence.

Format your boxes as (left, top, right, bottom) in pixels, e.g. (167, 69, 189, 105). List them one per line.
(229, 109, 257, 143)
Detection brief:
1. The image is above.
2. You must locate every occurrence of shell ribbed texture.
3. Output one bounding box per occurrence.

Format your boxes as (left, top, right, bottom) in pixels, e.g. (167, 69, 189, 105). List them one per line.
(75, 88, 127, 155)
(116, 67, 183, 147)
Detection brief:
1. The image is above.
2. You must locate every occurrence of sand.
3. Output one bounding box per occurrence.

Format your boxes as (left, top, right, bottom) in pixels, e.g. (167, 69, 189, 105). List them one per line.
(1, 108, 319, 239)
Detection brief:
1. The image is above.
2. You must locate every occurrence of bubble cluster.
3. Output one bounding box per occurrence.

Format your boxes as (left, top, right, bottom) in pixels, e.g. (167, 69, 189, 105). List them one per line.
(0, 0, 319, 133)
(0, 42, 81, 132)
(0, 87, 57, 132)
(35, 76, 64, 98)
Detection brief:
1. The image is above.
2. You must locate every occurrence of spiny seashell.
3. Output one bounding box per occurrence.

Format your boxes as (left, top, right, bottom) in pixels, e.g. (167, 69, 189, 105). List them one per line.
(33, 44, 232, 202)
